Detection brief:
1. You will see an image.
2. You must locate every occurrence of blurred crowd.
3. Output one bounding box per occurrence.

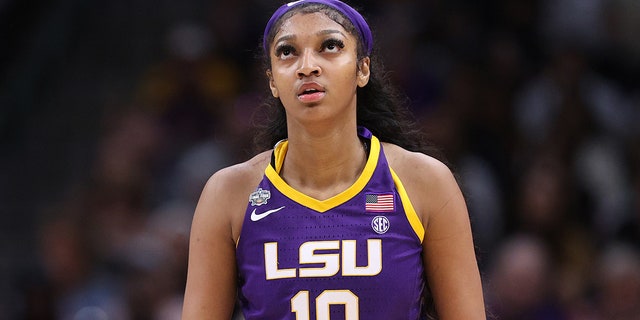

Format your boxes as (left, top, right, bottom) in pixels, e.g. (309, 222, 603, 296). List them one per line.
(2, 0, 640, 319)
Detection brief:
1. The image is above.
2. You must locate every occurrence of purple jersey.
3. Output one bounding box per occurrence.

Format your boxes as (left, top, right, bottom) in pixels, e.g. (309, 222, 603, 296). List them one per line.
(236, 127, 426, 320)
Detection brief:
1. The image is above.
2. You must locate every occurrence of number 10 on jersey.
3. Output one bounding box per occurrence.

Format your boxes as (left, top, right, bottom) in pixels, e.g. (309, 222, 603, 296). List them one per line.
(291, 290, 359, 320)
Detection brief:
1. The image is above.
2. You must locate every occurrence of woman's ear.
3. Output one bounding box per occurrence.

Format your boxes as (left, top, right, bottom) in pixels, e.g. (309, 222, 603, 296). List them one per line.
(266, 70, 279, 98)
(357, 57, 371, 88)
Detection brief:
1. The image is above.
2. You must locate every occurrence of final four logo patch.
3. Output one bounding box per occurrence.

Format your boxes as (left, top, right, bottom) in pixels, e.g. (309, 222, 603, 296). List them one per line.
(249, 188, 271, 206)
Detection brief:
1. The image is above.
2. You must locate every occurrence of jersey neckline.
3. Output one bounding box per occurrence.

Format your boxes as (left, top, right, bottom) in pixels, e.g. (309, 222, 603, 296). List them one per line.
(265, 132, 381, 213)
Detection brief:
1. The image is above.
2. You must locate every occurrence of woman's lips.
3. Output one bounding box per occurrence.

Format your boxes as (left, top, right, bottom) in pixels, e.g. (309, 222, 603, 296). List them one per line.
(298, 90, 326, 103)
(297, 82, 326, 103)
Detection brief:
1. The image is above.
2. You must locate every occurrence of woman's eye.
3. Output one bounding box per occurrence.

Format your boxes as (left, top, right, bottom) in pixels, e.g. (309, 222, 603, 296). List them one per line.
(275, 45, 296, 59)
(322, 39, 344, 53)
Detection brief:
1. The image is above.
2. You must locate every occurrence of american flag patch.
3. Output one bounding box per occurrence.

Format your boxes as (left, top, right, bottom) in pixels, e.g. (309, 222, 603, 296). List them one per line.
(365, 193, 395, 212)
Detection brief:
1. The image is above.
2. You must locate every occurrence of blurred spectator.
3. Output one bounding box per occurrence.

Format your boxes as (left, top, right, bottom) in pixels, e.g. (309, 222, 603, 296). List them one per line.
(486, 234, 565, 320)
(593, 244, 640, 319)
(25, 208, 130, 320)
(539, 0, 606, 54)
(574, 136, 634, 238)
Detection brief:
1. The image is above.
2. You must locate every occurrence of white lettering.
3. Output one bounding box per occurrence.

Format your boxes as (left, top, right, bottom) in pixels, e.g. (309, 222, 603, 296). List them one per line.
(265, 242, 296, 280)
(264, 239, 383, 279)
(299, 240, 340, 277)
(342, 239, 382, 276)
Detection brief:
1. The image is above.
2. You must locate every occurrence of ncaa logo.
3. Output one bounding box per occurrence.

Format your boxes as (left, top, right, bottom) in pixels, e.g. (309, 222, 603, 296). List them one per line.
(249, 188, 271, 206)
(371, 216, 390, 234)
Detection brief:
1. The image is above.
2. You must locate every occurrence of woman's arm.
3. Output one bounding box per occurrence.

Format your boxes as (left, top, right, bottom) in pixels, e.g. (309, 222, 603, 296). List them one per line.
(182, 169, 242, 319)
(420, 158, 485, 319)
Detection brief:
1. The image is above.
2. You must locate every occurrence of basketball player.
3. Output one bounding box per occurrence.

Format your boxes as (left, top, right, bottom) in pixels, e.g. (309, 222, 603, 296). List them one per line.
(182, 0, 485, 319)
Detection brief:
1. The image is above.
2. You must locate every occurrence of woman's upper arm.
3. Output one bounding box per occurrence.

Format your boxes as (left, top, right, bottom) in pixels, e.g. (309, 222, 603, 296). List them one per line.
(420, 159, 485, 319)
(391, 150, 485, 319)
(182, 170, 241, 320)
(423, 164, 485, 319)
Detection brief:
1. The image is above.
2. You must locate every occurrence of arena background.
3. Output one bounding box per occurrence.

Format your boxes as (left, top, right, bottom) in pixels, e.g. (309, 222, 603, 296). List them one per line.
(1, 0, 639, 319)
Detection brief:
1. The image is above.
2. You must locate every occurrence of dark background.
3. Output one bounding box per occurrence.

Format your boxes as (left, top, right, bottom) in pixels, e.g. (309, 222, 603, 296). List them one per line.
(1, 0, 639, 319)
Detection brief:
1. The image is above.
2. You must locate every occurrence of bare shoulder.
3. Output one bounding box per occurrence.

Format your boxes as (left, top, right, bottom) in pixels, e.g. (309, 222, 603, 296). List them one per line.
(381, 143, 461, 223)
(382, 143, 455, 189)
(205, 150, 271, 195)
(195, 151, 271, 240)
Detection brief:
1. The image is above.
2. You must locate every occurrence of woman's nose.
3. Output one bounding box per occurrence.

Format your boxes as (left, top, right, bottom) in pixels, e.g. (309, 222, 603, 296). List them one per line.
(296, 50, 322, 78)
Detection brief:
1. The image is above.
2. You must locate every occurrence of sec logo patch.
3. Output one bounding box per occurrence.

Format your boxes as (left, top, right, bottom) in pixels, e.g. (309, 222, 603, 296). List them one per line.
(371, 216, 390, 234)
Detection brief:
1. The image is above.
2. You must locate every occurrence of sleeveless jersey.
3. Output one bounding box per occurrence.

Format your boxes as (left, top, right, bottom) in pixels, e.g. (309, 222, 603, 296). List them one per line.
(236, 127, 426, 320)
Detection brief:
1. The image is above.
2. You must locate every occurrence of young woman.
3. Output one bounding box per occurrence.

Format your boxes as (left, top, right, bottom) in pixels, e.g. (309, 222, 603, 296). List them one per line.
(182, 0, 485, 319)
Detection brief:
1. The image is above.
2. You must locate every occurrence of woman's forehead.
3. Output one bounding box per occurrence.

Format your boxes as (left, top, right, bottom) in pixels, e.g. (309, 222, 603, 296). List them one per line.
(263, 1, 372, 55)
(274, 12, 350, 40)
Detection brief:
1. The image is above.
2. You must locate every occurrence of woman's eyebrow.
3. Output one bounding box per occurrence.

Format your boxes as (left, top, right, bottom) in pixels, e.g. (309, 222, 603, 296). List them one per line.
(274, 29, 345, 47)
(316, 29, 345, 37)
(274, 34, 296, 45)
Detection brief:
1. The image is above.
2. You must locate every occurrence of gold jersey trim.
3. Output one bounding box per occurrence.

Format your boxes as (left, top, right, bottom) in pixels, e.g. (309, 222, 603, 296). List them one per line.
(265, 136, 381, 213)
(390, 168, 425, 243)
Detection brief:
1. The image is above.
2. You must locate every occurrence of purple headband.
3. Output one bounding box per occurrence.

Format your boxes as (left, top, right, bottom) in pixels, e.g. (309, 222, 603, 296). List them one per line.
(263, 0, 373, 56)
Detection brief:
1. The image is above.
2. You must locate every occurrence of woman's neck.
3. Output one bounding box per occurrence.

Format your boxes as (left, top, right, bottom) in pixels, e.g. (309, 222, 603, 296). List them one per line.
(280, 125, 367, 200)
